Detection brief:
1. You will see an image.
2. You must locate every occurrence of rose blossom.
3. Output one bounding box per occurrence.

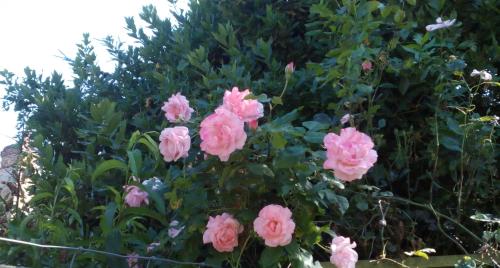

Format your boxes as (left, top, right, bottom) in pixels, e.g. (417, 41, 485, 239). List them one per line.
(340, 114, 351, 125)
(159, 126, 191, 162)
(470, 69, 493, 81)
(361, 60, 372, 72)
(124, 185, 149, 207)
(323, 127, 378, 182)
(127, 253, 140, 268)
(253, 204, 295, 247)
(203, 213, 243, 252)
(425, 17, 456, 32)
(330, 236, 358, 268)
(161, 93, 194, 123)
(200, 108, 247, 161)
(220, 87, 264, 123)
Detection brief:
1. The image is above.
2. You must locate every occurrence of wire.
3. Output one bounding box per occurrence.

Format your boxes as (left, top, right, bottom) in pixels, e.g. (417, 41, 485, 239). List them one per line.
(0, 237, 210, 267)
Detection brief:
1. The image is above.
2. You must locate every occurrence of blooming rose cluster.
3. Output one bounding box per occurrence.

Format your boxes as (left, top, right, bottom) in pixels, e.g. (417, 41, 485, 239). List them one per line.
(200, 87, 263, 161)
(203, 204, 295, 253)
(158, 89, 263, 163)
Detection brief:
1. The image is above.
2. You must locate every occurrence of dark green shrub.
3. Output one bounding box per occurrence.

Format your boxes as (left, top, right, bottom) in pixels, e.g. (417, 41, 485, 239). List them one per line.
(1, 0, 498, 267)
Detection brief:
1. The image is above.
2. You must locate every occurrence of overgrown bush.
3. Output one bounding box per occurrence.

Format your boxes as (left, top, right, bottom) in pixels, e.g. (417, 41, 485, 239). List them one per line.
(1, 0, 499, 267)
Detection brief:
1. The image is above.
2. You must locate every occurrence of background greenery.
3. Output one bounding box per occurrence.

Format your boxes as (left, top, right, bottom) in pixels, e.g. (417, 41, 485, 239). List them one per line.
(0, 0, 498, 267)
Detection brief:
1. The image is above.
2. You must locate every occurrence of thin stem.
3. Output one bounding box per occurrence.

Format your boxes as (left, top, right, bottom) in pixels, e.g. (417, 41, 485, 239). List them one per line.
(236, 234, 252, 267)
(0, 237, 210, 267)
(69, 252, 77, 268)
(279, 79, 289, 99)
(383, 196, 482, 243)
(429, 204, 468, 254)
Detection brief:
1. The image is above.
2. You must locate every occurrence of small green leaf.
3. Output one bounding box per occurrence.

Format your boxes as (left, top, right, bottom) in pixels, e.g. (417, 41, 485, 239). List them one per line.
(92, 160, 127, 181)
(304, 131, 325, 144)
(440, 136, 462, 152)
(271, 132, 287, 149)
(272, 96, 283, 105)
(259, 247, 284, 268)
(247, 163, 275, 177)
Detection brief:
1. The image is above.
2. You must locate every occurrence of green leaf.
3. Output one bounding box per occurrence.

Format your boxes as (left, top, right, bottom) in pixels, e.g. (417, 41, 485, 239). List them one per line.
(406, 0, 416, 6)
(440, 136, 462, 152)
(302, 121, 329, 131)
(272, 96, 283, 105)
(446, 117, 463, 135)
(259, 247, 284, 268)
(100, 202, 117, 234)
(271, 132, 287, 149)
(291, 248, 323, 268)
(319, 189, 349, 214)
(29, 192, 54, 204)
(121, 207, 168, 226)
(92, 160, 128, 181)
(304, 131, 325, 144)
(127, 149, 142, 177)
(247, 163, 275, 177)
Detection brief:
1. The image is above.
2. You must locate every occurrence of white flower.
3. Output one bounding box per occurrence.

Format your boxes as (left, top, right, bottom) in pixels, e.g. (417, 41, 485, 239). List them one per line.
(470, 69, 493, 81)
(340, 114, 351, 125)
(425, 17, 456, 32)
(168, 220, 184, 238)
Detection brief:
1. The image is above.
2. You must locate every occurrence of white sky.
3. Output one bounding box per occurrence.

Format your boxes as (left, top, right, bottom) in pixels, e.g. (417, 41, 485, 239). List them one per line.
(0, 0, 188, 151)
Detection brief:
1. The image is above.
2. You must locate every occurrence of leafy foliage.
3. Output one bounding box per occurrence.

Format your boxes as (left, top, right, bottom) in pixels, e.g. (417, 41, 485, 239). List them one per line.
(1, 0, 498, 267)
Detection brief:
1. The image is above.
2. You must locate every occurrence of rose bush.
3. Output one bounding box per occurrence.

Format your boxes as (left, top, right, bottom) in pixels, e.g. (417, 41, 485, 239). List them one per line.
(0, 0, 498, 267)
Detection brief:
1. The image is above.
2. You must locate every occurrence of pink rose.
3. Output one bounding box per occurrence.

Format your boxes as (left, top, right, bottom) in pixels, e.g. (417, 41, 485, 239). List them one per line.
(124, 185, 149, 207)
(159, 126, 191, 162)
(340, 114, 351, 125)
(361, 60, 373, 72)
(221, 87, 264, 123)
(253, 204, 295, 247)
(203, 213, 243, 252)
(161, 93, 194, 123)
(330, 236, 358, 268)
(127, 253, 140, 268)
(323, 127, 378, 182)
(200, 108, 247, 161)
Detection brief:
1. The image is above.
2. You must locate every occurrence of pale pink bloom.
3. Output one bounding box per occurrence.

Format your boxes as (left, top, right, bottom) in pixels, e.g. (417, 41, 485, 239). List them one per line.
(470, 69, 493, 81)
(203, 213, 243, 252)
(159, 126, 191, 162)
(253, 204, 295, 247)
(425, 17, 456, 31)
(330, 236, 358, 268)
(323, 127, 378, 182)
(127, 253, 140, 268)
(285, 62, 295, 74)
(124, 185, 149, 207)
(248, 119, 259, 130)
(161, 93, 194, 123)
(340, 114, 351, 125)
(146, 242, 160, 253)
(200, 108, 247, 161)
(361, 60, 372, 72)
(168, 220, 184, 238)
(221, 87, 264, 123)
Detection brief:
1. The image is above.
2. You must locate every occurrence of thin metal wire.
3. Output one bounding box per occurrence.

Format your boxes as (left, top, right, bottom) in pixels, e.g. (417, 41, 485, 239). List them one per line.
(0, 237, 209, 267)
